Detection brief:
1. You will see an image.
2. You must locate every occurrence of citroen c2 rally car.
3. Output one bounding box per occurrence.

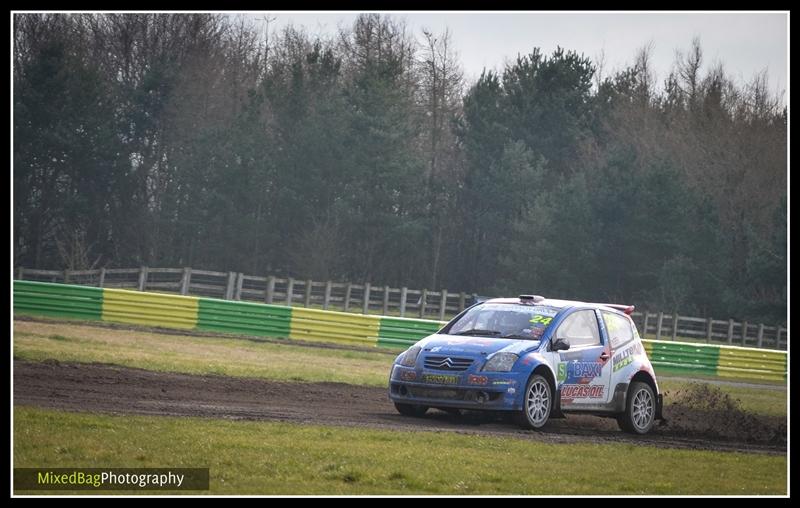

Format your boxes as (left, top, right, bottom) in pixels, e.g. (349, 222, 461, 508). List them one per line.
(388, 295, 664, 434)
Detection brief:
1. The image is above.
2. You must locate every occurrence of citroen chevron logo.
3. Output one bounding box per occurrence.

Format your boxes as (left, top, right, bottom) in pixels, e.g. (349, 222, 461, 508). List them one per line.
(426, 356, 471, 370)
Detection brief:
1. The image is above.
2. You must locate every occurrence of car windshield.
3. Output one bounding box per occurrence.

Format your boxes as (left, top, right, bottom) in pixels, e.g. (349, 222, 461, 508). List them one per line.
(448, 303, 559, 340)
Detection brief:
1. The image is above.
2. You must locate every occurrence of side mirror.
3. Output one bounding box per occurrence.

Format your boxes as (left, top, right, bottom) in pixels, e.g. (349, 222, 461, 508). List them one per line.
(551, 338, 570, 352)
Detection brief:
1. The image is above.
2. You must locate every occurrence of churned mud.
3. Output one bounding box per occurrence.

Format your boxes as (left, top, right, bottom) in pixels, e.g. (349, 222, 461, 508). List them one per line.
(13, 359, 785, 455)
(659, 382, 786, 446)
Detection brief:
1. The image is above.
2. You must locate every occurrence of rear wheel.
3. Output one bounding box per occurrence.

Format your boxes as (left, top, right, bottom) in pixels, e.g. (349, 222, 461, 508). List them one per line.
(394, 402, 428, 417)
(617, 382, 655, 434)
(517, 374, 552, 430)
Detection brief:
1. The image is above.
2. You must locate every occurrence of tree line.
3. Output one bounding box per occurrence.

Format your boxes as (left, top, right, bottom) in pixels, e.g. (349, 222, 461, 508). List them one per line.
(13, 13, 787, 325)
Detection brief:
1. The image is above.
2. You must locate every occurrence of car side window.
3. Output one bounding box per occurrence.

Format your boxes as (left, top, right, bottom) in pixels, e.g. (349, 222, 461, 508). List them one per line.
(556, 310, 601, 347)
(602, 311, 634, 349)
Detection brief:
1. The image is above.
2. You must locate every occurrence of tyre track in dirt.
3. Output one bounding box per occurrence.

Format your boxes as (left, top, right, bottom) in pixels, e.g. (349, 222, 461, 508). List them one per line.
(13, 359, 786, 455)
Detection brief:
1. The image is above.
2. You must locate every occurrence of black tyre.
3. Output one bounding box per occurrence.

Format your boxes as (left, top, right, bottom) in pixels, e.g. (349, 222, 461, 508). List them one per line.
(617, 381, 656, 434)
(394, 402, 428, 417)
(516, 374, 552, 430)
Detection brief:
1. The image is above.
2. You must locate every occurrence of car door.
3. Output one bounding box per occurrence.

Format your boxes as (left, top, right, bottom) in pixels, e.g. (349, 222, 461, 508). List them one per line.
(600, 310, 638, 385)
(553, 309, 613, 408)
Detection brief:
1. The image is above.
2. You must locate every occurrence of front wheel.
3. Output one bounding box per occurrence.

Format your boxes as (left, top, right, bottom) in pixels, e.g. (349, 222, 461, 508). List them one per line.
(394, 402, 428, 417)
(517, 374, 552, 430)
(617, 382, 656, 434)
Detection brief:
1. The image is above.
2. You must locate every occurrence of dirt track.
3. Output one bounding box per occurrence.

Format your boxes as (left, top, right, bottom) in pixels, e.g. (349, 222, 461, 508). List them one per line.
(13, 359, 786, 455)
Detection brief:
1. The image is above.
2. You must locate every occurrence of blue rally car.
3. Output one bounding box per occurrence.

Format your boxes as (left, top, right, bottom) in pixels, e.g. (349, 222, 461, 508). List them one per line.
(388, 295, 664, 434)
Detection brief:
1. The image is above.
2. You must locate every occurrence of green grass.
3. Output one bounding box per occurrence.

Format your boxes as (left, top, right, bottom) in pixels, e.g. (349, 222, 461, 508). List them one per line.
(14, 319, 786, 417)
(658, 379, 787, 417)
(13, 407, 786, 495)
(657, 369, 786, 387)
(14, 319, 395, 387)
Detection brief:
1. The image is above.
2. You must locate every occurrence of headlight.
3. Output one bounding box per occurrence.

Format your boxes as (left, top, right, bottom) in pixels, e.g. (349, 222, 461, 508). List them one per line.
(482, 352, 519, 372)
(399, 346, 422, 367)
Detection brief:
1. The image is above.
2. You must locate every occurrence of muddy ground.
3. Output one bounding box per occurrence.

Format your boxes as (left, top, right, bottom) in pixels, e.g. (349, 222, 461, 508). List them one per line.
(13, 359, 786, 455)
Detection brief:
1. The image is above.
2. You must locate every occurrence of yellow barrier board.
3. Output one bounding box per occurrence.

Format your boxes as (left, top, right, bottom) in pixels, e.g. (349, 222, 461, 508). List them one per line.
(715, 366, 786, 382)
(289, 307, 381, 345)
(716, 350, 786, 381)
(102, 288, 199, 329)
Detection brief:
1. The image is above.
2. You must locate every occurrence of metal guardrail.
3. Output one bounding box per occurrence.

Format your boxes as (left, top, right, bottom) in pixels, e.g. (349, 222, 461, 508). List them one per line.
(15, 266, 787, 350)
(13, 280, 442, 348)
(12, 280, 787, 383)
(15, 267, 468, 321)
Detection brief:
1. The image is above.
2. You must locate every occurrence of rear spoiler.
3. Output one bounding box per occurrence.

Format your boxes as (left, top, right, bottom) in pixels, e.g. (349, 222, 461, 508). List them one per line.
(599, 304, 635, 315)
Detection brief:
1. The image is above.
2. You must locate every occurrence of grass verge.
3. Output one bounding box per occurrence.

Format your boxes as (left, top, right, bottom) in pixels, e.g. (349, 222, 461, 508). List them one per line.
(14, 319, 394, 387)
(658, 380, 786, 417)
(13, 407, 786, 495)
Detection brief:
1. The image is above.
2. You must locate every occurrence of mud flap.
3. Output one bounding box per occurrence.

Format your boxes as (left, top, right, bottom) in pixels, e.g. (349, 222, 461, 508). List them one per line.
(656, 393, 666, 422)
(551, 387, 565, 418)
(612, 382, 629, 412)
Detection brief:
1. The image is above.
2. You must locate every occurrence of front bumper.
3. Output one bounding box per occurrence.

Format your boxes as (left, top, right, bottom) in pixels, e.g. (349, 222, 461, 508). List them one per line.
(388, 364, 526, 411)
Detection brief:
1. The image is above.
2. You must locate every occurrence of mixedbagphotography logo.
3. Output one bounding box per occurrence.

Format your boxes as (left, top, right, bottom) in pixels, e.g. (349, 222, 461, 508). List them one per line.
(14, 468, 209, 491)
